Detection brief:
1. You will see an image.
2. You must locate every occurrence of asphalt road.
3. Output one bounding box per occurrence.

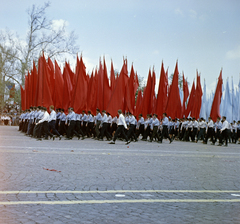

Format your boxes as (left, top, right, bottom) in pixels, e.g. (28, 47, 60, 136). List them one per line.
(0, 126, 240, 224)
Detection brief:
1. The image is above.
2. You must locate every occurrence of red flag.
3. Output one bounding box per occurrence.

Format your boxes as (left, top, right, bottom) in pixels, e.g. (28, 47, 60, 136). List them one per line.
(103, 58, 111, 110)
(96, 59, 104, 111)
(47, 57, 55, 100)
(191, 72, 203, 119)
(32, 61, 38, 106)
(110, 60, 116, 91)
(165, 61, 182, 119)
(35, 56, 43, 106)
(155, 62, 168, 118)
(185, 80, 196, 118)
(25, 74, 29, 109)
(134, 89, 143, 116)
(62, 64, 73, 111)
(125, 64, 135, 114)
(140, 69, 152, 118)
(182, 73, 189, 117)
(210, 70, 223, 122)
(42, 55, 53, 108)
(72, 56, 88, 113)
(28, 71, 32, 107)
(54, 60, 64, 108)
(106, 60, 128, 116)
(150, 68, 156, 114)
(20, 85, 26, 111)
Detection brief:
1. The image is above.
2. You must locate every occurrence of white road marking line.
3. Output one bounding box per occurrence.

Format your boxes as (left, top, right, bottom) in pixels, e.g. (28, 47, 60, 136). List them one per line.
(0, 199, 240, 205)
(1, 190, 240, 194)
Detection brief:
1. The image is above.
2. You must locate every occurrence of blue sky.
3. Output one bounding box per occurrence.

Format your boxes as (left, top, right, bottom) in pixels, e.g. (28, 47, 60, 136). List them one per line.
(1, 0, 240, 94)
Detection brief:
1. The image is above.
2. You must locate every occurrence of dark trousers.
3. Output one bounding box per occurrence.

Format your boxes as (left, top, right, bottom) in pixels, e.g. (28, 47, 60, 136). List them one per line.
(113, 125, 129, 142)
(95, 120, 101, 138)
(150, 126, 160, 141)
(87, 122, 94, 137)
(197, 128, 205, 141)
(161, 125, 171, 141)
(49, 120, 61, 136)
(59, 121, 67, 135)
(75, 121, 84, 136)
(127, 124, 137, 141)
(67, 121, 78, 138)
(33, 119, 40, 137)
(220, 129, 228, 146)
(204, 127, 214, 143)
(136, 124, 144, 138)
(214, 129, 222, 144)
(100, 123, 112, 139)
(191, 128, 198, 141)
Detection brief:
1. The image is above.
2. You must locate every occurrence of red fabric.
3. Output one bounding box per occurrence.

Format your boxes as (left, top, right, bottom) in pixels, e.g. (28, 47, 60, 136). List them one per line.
(103, 58, 111, 110)
(28, 71, 32, 107)
(72, 56, 87, 113)
(20, 85, 26, 111)
(35, 56, 43, 106)
(90, 70, 98, 114)
(140, 69, 152, 117)
(42, 55, 53, 108)
(106, 60, 128, 116)
(210, 70, 223, 122)
(191, 73, 203, 119)
(47, 57, 55, 100)
(32, 61, 38, 106)
(62, 64, 73, 112)
(110, 60, 116, 91)
(125, 64, 135, 114)
(150, 69, 156, 114)
(155, 62, 168, 118)
(96, 60, 104, 111)
(134, 90, 143, 116)
(25, 74, 29, 109)
(54, 60, 64, 109)
(185, 80, 196, 118)
(182, 73, 189, 117)
(165, 62, 182, 119)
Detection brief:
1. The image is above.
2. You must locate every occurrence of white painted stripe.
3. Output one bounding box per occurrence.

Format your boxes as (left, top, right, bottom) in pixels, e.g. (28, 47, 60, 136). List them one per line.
(0, 199, 240, 205)
(0, 190, 240, 194)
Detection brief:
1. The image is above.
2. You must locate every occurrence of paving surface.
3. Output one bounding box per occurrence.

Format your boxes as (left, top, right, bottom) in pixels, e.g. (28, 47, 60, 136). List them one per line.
(0, 126, 240, 224)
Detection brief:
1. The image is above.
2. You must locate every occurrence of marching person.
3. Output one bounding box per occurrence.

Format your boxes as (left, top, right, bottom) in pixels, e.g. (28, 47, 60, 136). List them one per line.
(95, 108, 102, 139)
(109, 110, 130, 145)
(161, 113, 173, 143)
(220, 116, 229, 146)
(99, 110, 112, 141)
(48, 105, 62, 140)
(203, 117, 214, 144)
(149, 114, 161, 143)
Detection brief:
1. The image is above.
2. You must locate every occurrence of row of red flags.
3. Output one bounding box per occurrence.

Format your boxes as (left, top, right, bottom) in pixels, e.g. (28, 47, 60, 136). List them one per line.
(21, 54, 223, 121)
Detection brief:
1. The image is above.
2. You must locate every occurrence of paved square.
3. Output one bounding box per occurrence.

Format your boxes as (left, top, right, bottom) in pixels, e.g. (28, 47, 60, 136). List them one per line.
(0, 126, 240, 223)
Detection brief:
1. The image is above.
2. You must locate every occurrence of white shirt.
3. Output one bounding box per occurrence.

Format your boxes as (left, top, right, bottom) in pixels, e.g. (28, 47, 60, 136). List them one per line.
(38, 111, 49, 124)
(118, 114, 127, 129)
(48, 110, 56, 122)
(221, 120, 229, 132)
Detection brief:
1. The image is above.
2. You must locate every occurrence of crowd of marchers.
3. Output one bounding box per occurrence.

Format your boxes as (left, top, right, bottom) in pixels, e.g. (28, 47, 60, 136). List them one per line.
(18, 106, 240, 146)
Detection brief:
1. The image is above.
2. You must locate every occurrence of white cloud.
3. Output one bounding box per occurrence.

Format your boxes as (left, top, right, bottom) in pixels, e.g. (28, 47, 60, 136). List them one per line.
(226, 45, 240, 60)
(189, 9, 197, 19)
(174, 8, 184, 17)
(51, 19, 68, 31)
(153, 50, 159, 55)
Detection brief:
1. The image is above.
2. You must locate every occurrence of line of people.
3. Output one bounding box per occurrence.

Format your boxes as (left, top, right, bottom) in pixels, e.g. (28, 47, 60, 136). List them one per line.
(18, 106, 240, 146)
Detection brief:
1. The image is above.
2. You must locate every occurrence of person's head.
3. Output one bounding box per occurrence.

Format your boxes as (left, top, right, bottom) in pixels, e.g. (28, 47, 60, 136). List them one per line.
(49, 105, 54, 111)
(42, 107, 47, 112)
(33, 106, 37, 111)
(163, 113, 167, 118)
(217, 117, 221, 122)
(118, 109, 122, 115)
(222, 116, 226, 121)
(96, 108, 100, 114)
(82, 110, 86, 115)
(138, 114, 142, 119)
(102, 110, 106, 115)
(208, 117, 212, 121)
(153, 113, 158, 119)
(61, 109, 64, 113)
(88, 110, 91, 115)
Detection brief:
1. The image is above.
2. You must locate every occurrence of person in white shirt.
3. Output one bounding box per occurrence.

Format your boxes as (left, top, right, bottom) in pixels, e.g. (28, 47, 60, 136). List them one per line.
(35, 107, 54, 141)
(203, 117, 215, 144)
(109, 110, 130, 145)
(48, 105, 62, 140)
(220, 116, 229, 146)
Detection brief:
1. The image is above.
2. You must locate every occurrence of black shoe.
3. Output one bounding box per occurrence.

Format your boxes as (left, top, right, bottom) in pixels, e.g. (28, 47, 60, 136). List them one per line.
(37, 138, 42, 141)
(65, 138, 71, 140)
(44, 138, 48, 140)
(134, 139, 138, 142)
(81, 136, 85, 140)
(211, 143, 215, 145)
(59, 135, 62, 140)
(141, 138, 147, 141)
(125, 141, 130, 145)
(148, 140, 152, 142)
(217, 144, 222, 146)
(52, 135, 55, 141)
(158, 141, 162, 143)
(109, 141, 115, 144)
(99, 138, 103, 141)
(78, 136, 80, 140)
